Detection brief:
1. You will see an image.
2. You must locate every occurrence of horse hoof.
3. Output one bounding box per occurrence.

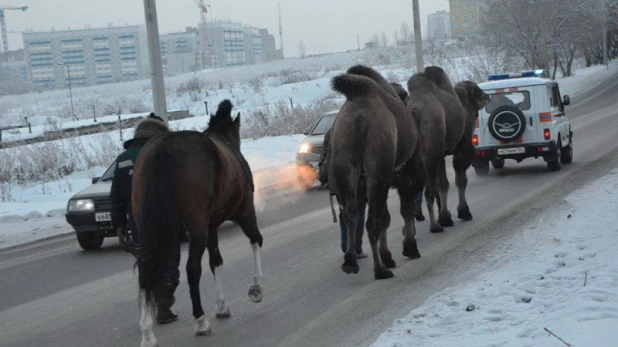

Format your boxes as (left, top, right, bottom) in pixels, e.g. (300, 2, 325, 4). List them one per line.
(140, 338, 158, 347)
(215, 305, 231, 318)
(374, 268, 394, 280)
(195, 316, 211, 336)
(458, 209, 473, 221)
(430, 225, 444, 233)
(341, 263, 360, 274)
(438, 216, 455, 227)
(248, 284, 263, 303)
(402, 239, 421, 259)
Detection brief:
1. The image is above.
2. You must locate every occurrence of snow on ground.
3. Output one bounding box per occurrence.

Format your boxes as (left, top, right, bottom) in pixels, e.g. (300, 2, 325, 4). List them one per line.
(371, 169, 618, 347)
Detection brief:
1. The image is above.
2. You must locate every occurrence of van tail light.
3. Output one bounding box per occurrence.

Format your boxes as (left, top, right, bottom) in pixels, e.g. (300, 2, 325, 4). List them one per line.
(544, 129, 551, 140)
(472, 135, 479, 146)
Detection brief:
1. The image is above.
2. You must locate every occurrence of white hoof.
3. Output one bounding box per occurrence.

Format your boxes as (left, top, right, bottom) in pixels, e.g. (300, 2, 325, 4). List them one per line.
(141, 336, 158, 347)
(195, 315, 211, 336)
(248, 284, 263, 303)
(215, 304, 231, 318)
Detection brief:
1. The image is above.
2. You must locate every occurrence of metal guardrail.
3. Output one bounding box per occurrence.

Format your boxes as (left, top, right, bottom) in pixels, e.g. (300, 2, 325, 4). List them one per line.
(0, 110, 191, 149)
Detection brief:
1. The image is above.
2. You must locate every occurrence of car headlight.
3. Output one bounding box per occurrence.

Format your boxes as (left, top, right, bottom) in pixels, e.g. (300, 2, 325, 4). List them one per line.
(68, 199, 95, 212)
(298, 143, 311, 154)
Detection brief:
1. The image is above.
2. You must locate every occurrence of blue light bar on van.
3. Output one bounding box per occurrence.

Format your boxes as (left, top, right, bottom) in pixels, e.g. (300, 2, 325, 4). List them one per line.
(487, 69, 546, 81)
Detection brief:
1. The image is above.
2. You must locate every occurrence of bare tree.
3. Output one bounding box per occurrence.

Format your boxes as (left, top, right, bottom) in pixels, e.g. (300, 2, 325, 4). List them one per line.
(481, 0, 605, 78)
(399, 21, 413, 45)
(393, 30, 400, 46)
(298, 40, 307, 59)
(381, 31, 389, 47)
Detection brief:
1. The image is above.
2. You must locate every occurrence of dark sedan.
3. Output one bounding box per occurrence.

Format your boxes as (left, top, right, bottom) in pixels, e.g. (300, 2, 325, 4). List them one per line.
(295, 110, 338, 189)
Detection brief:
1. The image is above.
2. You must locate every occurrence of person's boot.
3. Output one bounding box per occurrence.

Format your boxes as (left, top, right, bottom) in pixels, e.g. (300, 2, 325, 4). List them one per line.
(156, 282, 178, 325)
(415, 204, 425, 221)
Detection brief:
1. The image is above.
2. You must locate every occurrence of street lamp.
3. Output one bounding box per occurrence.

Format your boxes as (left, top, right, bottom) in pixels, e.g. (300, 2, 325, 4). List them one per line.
(357, 28, 363, 51)
(56, 62, 77, 121)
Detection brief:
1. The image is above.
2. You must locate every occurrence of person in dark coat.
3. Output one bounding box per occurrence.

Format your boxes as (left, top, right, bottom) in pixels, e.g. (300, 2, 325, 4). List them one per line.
(110, 113, 180, 324)
(318, 128, 368, 258)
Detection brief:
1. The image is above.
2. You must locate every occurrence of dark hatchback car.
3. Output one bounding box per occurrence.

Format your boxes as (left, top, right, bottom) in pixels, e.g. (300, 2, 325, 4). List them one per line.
(295, 110, 338, 188)
(65, 161, 118, 250)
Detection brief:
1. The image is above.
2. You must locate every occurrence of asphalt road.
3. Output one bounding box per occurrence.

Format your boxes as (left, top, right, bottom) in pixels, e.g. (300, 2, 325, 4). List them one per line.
(2, 75, 618, 347)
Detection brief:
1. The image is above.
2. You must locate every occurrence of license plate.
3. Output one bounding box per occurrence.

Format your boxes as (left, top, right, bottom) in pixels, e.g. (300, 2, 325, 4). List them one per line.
(498, 147, 525, 155)
(95, 212, 111, 222)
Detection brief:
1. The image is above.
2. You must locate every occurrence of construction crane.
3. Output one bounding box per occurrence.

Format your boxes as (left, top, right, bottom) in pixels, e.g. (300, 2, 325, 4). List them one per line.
(0, 6, 28, 54)
(194, 0, 210, 69)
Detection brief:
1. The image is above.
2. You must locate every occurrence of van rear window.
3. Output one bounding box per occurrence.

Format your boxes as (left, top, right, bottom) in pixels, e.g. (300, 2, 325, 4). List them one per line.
(485, 91, 531, 113)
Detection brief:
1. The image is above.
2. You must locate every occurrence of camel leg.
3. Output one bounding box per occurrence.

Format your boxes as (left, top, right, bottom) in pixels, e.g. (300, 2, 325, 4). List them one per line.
(378, 208, 396, 268)
(437, 158, 454, 227)
(398, 184, 421, 259)
(366, 180, 394, 280)
(454, 145, 474, 221)
(425, 156, 443, 233)
(341, 196, 360, 275)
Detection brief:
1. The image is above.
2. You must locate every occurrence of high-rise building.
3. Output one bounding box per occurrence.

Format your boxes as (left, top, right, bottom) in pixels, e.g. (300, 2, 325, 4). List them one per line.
(427, 10, 451, 40)
(22, 25, 148, 89)
(449, 0, 482, 38)
(199, 21, 281, 68)
(160, 28, 201, 75)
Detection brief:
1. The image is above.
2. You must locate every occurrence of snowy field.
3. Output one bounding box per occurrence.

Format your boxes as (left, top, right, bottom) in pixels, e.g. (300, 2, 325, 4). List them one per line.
(371, 170, 618, 347)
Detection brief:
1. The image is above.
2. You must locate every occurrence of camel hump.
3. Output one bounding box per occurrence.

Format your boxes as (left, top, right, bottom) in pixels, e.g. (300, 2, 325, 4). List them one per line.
(331, 74, 376, 99)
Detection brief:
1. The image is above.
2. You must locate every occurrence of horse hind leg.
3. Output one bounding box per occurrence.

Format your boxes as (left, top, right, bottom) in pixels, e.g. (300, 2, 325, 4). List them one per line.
(235, 208, 264, 303)
(207, 226, 231, 318)
(437, 158, 455, 228)
(186, 229, 211, 336)
(139, 291, 157, 347)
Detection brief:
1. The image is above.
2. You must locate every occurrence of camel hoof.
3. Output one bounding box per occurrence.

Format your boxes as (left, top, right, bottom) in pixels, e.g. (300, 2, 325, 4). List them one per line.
(195, 316, 211, 336)
(341, 263, 360, 274)
(439, 216, 455, 227)
(430, 225, 445, 233)
(248, 285, 263, 303)
(458, 208, 473, 221)
(402, 239, 421, 259)
(215, 305, 231, 318)
(374, 268, 394, 280)
(382, 256, 397, 269)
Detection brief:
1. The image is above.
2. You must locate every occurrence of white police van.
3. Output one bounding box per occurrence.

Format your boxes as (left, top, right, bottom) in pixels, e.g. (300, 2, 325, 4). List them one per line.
(472, 70, 573, 175)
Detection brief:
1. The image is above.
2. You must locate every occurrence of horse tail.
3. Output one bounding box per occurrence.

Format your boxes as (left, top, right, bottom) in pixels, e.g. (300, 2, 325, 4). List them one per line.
(331, 74, 376, 99)
(137, 147, 180, 311)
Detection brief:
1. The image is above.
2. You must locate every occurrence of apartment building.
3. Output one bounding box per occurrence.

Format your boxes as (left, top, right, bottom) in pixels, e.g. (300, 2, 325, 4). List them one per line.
(449, 0, 482, 38)
(428, 10, 451, 40)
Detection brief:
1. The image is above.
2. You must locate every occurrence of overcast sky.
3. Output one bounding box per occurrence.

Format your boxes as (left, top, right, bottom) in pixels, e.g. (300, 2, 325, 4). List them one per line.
(9, 0, 448, 57)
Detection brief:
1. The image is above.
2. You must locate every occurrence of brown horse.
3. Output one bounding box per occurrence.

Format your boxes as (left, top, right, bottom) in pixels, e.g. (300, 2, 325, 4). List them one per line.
(451, 81, 491, 220)
(132, 100, 264, 346)
(407, 66, 467, 233)
(329, 65, 423, 280)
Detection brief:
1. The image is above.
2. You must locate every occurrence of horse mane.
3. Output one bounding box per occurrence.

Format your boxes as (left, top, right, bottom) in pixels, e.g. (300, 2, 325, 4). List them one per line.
(207, 99, 234, 131)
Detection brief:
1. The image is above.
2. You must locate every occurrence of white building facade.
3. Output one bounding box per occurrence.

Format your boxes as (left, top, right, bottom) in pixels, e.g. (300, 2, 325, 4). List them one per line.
(428, 10, 451, 40)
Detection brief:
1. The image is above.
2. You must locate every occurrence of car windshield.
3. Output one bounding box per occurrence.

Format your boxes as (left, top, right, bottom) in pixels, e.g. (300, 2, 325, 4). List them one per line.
(99, 161, 116, 182)
(310, 113, 337, 135)
(485, 91, 531, 113)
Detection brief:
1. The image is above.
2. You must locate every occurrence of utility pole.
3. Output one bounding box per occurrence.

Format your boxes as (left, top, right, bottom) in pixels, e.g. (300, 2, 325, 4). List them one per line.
(142, 0, 168, 124)
(279, 3, 284, 59)
(57, 62, 77, 121)
(357, 28, 362, 51)
(412, 0, 424, 72)
(602, 0, 608, 66)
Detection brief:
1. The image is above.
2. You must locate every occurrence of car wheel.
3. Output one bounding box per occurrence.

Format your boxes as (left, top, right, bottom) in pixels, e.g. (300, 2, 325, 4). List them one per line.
(547, 141, 562, 172)
(561, 138, 573, 164)
(76, 233, 104, 251)
(491, 158, 505, 169)
(474, 161, 490, 177)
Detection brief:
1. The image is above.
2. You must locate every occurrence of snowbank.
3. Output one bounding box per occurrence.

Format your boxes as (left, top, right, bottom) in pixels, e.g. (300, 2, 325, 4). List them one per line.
(371, 169, 618, 347)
